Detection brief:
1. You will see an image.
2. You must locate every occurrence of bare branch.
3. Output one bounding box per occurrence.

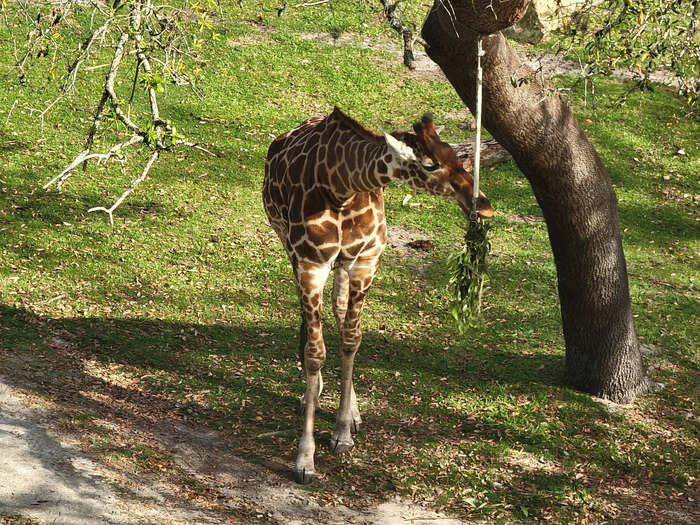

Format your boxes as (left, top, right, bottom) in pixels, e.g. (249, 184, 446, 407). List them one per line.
(43, 135, 144, 190)
(295, 0, 329, 7)
(88, 149, 159, 225)
(379, 0, 416, 70)
(105, 31, 143, 135)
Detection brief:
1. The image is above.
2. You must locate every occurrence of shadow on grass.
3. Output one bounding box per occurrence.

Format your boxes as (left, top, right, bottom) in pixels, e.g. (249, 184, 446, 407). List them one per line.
(1, 165, 170, 215)
(3, 301, 694, 523)
(0, 129, 28, 152)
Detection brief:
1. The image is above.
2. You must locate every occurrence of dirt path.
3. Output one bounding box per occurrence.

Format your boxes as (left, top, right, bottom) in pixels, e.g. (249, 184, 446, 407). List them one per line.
(0, 376, 473, 525)
(297, 30, 682, 87)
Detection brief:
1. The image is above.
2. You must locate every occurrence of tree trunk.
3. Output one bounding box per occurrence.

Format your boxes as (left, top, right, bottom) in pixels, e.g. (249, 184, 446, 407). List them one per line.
(422, 3, 658, 402)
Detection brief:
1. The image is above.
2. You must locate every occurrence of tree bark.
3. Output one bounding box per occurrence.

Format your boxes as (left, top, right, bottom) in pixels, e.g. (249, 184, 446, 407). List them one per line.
(422, 2, 658, 402)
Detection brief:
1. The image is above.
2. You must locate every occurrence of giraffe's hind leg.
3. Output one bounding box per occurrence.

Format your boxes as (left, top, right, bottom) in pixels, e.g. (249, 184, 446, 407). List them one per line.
(332, 265, 362, 435)
(330, 257, 378, 453)
(332, 264, 350, 330)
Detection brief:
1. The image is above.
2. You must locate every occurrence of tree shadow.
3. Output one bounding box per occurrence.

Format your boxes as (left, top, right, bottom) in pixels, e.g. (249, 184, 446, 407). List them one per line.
(0, 299, 565, 448)
(1, 274, 694, 522)
(0, 129, 27, 152)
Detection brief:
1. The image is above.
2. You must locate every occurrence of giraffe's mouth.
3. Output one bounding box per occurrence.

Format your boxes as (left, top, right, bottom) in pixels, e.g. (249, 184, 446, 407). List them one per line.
(477, 199, 494, 218)
(456, 194, 494, 219)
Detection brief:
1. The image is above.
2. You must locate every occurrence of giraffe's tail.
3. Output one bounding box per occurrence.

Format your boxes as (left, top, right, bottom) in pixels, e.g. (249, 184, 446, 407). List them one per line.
(297, 298, 307, 367)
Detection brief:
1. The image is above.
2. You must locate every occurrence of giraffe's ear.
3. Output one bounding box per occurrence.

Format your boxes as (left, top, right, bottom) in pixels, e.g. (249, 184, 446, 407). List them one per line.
(384, 133, 417, 162)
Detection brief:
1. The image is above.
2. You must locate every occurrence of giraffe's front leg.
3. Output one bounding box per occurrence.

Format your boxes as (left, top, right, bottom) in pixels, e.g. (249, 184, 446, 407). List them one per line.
(298, 313, 323, 414)
(348, 383, 362, 434)
(331, 260, 376, 453)
(295, 365, 322, 484)
(294, 265, 330, 484)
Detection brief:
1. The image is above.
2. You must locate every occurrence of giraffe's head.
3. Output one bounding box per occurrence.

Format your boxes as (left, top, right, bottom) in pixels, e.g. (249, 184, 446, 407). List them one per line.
(384, 113, 494, 219)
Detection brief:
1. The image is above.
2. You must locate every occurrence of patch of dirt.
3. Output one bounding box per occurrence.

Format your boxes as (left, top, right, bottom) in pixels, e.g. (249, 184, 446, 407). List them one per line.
(0, 378, 214, 524)
(502, 212, 545, 225)
(228, 33, 274, 47)
(0, 376, 474, 524)
(299, 32, 445, 82)
(406, 239, 435, 252)
(299, 31, 683, 87)
(386, 225, 436, 257)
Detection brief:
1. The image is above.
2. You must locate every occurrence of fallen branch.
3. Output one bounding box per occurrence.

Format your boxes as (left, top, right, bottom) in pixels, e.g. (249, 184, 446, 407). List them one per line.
(7, 0, 216, 220)
(175, 139, 217, 157)
(295, 0, 329, 7)
(451, 139, 512, 170)
(43, 135, 144, 190)
(256, 429, 295, 438)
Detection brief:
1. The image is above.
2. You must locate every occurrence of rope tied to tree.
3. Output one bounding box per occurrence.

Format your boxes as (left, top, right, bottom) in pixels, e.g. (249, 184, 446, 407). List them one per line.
(448, 37, 491, 331)
(471, 37, 485, 221)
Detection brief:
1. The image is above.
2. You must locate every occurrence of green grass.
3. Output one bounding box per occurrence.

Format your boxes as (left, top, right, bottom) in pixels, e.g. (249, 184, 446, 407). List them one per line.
(0, 4, 698, 524)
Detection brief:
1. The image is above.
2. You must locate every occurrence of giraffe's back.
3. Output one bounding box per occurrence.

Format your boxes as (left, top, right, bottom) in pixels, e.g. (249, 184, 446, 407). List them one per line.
(263, 113, 387, 267)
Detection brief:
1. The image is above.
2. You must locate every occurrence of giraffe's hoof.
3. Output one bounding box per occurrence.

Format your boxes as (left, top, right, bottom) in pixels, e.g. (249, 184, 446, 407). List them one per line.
(293, 466, 316, 484)
(351, 419, 363, 434)
(329, 433, 354, 453)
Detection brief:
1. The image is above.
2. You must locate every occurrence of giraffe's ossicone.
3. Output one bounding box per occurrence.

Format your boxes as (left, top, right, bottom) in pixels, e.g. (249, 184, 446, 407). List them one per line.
(262, 107, 493, 484)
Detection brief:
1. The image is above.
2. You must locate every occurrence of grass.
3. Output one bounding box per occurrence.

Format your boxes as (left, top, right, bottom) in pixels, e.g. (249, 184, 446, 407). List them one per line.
(1, 2, 698, 523)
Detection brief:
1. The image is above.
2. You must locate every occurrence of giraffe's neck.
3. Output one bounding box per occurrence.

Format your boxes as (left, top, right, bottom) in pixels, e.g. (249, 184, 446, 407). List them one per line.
(318, 115, 400, 202)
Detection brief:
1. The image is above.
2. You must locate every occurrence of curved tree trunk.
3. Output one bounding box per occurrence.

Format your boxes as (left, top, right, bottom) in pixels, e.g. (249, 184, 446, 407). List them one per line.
(422, 3, 658, 402)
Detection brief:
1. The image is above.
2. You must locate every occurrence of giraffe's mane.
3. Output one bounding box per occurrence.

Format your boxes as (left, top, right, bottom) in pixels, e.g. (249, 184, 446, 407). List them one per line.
(329, 107, 385, 144)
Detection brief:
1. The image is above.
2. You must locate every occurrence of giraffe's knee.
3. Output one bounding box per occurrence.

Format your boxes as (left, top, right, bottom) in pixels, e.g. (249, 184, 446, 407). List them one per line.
(304, 356, 325, 371)
(341, 326, 362, 352)
(304, 340, 326, 371)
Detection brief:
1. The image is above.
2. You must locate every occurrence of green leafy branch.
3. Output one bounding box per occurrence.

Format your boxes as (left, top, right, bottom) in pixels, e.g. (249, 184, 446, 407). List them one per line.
(447, 219, 491, 332)
(5, 0, 217, 223)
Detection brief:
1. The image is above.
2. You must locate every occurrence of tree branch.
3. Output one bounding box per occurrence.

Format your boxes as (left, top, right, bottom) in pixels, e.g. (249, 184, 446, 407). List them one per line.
(379, 0, 416, 70)
(8, 0, 219, 218)
(43, 135, 145, 190)
(88, 149, 160, 225)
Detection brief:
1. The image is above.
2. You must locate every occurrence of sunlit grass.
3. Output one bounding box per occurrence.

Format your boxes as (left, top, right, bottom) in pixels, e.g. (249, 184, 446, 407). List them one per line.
(0, 5, 698, 524)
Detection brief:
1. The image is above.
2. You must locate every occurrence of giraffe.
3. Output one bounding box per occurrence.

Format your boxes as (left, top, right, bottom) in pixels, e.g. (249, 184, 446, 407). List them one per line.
(262, 107, 493, 484)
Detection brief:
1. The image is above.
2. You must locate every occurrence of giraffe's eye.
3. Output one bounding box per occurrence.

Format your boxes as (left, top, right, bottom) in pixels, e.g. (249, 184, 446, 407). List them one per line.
(421, 159, 440, 172)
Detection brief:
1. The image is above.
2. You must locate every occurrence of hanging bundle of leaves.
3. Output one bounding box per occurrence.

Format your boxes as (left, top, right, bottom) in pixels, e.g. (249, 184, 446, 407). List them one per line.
(447, 217, 491, 331)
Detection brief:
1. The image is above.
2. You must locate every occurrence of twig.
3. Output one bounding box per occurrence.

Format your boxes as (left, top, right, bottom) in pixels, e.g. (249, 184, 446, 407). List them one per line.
(43, 135, 144, 190)
(175, 139, 216, 156)
(84, 63, 110, 71)
(43, 294, 66, 305)
(88, 149, 159, 225)
(256, 429, 295, 438)
(294, 0, 328, 7)
(5, 100, 17, 126)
